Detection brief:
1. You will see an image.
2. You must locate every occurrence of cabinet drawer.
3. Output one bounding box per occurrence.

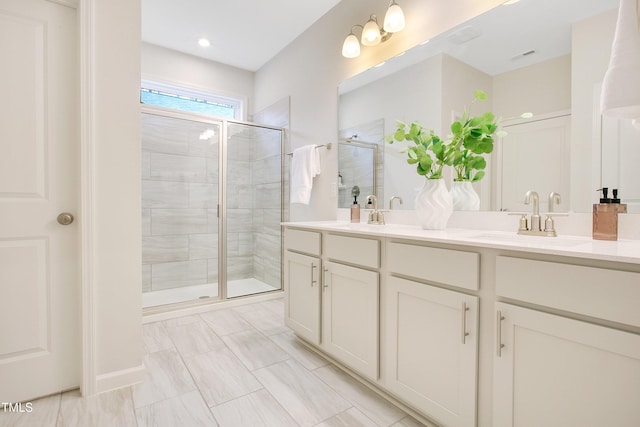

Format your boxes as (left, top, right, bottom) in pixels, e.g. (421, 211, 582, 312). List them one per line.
(325, 234, 380, 269)
(285, 228, 321, 256)
(496, 256, 640, 327)
(388, 242, 479, 291)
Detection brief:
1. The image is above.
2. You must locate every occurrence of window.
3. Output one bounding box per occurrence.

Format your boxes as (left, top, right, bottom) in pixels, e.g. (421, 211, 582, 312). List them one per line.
(140, 80, 243, 120)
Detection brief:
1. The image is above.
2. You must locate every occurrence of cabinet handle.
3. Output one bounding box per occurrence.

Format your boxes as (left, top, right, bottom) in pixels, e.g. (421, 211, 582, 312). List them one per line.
(461, 302, 470, 344)
(310, 264, 317, 287)
(323, 268, 329, 289)
(496, 310, 505, 357)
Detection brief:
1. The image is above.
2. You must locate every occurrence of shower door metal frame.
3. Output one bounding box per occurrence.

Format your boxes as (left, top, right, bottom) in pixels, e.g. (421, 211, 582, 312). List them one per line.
(221, 118, 286, 300)
(141, 106, 285, 308)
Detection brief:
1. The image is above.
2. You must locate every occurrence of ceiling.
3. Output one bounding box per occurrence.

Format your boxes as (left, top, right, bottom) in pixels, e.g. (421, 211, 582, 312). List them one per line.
(141, 0, 343, 72)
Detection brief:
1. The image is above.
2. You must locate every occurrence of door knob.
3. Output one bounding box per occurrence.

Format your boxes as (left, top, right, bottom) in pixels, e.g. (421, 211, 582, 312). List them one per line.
(57, 212, 74, 225)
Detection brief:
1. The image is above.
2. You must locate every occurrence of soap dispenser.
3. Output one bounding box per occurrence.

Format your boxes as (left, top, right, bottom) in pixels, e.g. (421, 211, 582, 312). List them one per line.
(593, 188, 627, 240)
(350, 185, 361, 223)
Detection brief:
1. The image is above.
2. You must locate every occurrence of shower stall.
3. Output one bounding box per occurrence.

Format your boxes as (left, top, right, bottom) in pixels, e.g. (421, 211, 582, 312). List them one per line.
(141, 108, 284, 308)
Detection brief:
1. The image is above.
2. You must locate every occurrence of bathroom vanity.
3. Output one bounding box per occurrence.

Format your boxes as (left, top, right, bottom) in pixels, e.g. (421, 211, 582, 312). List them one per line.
(283, 222, 640, 427)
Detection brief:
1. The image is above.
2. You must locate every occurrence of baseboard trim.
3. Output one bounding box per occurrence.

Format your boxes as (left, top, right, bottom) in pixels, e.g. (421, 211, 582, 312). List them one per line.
(94, 364, 145, 394)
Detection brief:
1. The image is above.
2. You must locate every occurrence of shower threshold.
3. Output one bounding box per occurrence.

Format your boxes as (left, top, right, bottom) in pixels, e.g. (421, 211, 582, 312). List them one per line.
(142, 277, 279, 308)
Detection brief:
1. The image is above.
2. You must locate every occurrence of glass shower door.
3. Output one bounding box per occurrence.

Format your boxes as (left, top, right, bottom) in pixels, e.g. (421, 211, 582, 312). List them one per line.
(141, 111, 221, 307)
(224, 122, 283, 298)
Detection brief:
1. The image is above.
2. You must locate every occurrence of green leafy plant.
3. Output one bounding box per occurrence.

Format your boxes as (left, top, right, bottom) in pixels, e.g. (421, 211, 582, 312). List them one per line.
(385, 90, 531, 181)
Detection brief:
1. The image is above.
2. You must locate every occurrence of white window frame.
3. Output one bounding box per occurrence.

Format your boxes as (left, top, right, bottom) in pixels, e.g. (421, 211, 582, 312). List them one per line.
(140, 79, 245, 120)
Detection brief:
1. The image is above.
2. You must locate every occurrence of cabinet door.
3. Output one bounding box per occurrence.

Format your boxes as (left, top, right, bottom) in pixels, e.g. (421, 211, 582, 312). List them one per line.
(385, 276, 478, 427)
(322, 261, 379, 380)
(494, 302, 640, 427)
(284, 251, 321, 344)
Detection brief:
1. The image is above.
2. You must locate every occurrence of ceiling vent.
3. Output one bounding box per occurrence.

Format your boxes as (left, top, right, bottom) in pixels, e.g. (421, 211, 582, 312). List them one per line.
(511, 49, 537, 60)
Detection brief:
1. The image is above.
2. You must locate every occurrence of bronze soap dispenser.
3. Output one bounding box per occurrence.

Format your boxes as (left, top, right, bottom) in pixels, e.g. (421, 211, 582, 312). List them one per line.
(593, 188, 627, 240)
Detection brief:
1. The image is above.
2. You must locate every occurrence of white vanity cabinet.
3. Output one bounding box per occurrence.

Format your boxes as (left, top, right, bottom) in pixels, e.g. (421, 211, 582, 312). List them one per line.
(323, 260, 379, 380)
(384, 242, 480, 427)
(322, 234, 381, 380)
(283, 222, 640, 427)
(284, 229, 322, 345)
(494, 256, 640, 427)
(494, 302, 640, 427)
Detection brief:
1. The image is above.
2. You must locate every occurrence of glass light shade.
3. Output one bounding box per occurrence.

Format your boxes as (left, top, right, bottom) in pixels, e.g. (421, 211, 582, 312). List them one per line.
(383, 3, 405, 33)
(361, 18, 382, 46)
(342, 33, 361, 58)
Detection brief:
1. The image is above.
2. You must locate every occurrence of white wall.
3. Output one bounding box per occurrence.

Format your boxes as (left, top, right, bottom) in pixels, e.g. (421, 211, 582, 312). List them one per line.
(254, 0, 505, 221)
(141, 43, 255, 119)
(571, 10, 617, 212)
(441, 54, 494, 130)
(493, 54, 571, 119)
(88, 0, 144, 390)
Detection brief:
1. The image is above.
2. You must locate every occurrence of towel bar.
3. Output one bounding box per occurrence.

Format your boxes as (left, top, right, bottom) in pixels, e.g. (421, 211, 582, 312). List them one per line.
(286, 143, 332, 156)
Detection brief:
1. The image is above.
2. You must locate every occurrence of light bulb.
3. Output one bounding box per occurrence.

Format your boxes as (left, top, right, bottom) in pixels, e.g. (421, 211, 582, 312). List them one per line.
(384, 2, 405, 33)
(342, 33, 360, 58)
(361, 16, 382, 46)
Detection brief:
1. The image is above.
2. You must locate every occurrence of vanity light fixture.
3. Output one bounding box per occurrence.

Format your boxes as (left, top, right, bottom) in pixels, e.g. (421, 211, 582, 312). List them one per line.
(384, 0, 406, 33)
(342, 1, 405, 58)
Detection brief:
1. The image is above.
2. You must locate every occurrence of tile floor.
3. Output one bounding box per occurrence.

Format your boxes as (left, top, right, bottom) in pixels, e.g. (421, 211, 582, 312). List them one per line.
(0, 298, 427, 427)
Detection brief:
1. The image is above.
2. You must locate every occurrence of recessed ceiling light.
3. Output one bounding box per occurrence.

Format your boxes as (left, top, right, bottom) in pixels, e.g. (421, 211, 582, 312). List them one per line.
(198, 38, 211, 47)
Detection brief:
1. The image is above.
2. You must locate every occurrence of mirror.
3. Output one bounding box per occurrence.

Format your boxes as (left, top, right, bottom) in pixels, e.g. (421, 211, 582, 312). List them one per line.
(338, 0, 629, 212)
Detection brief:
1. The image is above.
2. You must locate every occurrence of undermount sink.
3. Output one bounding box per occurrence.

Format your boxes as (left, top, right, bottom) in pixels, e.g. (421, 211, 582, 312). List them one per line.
(473, 232, 589, 247)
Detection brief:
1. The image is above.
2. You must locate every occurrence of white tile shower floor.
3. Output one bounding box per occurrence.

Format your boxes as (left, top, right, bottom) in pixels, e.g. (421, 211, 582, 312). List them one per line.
(0, 297, 428, 427)
(142, 278, 279, 308)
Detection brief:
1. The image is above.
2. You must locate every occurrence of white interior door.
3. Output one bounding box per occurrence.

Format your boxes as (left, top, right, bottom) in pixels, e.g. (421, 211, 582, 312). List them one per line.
(0, 0, 79, 402)
(498, 113, 571, 212)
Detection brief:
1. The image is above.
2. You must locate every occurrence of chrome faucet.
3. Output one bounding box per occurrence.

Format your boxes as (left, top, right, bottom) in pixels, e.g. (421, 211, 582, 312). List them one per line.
(543, 192, 562, 234)
(366, 195, 385, 225)
(389, 195, 404, 210)
(524, 190, 541, 232)
(548, 192, 561, 213)
(515, 190, 563, 237)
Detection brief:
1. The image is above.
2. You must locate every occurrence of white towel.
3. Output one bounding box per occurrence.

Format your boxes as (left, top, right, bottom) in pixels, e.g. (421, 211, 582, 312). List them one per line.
(600, 0, 640, 120)
(290, 145, 321, 205)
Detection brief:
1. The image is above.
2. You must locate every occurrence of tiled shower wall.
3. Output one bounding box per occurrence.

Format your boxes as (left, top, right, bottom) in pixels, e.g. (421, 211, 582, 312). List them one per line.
(142, 113, 282, 294)
(141, 114, 219, 293)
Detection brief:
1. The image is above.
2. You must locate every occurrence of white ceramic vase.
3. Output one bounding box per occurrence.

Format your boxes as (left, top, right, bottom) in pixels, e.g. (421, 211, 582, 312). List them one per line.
(451, 180, 480, 211)
(414, 178, 453, 230)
